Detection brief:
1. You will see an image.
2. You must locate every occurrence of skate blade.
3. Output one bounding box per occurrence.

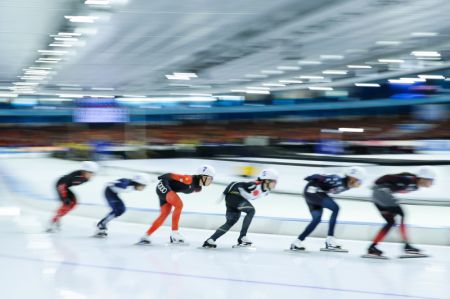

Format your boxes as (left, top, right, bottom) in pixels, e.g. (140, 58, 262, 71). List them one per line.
(197, 246, 217, 250)
(92, 234, 107, 238)
(361, 254, 389, 259)
(135, 241, 152, 246)
(320, 248, 348, 253)
(166, 242, 190, 247)
(284, 249, 307, 253)
(232, 245, 256, 250)
(398, 253, 429, 259)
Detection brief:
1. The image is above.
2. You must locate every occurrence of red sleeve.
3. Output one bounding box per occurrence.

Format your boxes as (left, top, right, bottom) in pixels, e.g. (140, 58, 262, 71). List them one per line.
(57, 183, 68, 198)
(170, 174, 193, 185)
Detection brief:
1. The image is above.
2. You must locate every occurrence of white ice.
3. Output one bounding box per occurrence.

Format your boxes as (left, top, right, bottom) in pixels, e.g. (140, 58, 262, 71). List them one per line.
(1, 199, 450, 299)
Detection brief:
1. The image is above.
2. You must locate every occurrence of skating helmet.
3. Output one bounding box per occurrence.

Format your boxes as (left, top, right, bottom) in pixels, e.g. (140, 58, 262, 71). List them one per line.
(417, 166, 436, 180)
(345, 166, 366, 182)
(132, 173, 150, 185)
(258, 168, 279, 181)
(196, 165, 216, 177)
(81, 161, 99, 173)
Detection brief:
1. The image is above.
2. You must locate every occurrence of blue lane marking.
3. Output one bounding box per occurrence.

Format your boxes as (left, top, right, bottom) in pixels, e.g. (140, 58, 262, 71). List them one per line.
(0, 254, 441, 299)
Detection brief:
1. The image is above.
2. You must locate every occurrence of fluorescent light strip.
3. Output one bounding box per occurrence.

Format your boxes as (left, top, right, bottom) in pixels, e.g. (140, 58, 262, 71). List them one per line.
(38, 50, 68, 55)
(375, 40, 402, 46)
(299, 75, 325, 79)
(262, 83, 286, 87)
(13, 82, 39, 86)
(166, 75, 190, 80)
(36, 60, 59, 64)
(411, 51, 440, 57)
(378, 59, 405, 63)
(261, 70, 284, 75)
(322, 70, 347, 75)
(29, 67, 52, 70)
(347, 65, 372, 69)
(173, 72, 197, 78)
(58, 32, 82, 36)
(54, 37, 78, 42)
(388, 79, 415, 84)
(339, 128, 364, 133)
(354, 83, 380, 87)
(49, 43, 73, 47)
(320, 55, 344, 60)
(400, 77, 426, 82)
(246, 86, 271, 90)
(308, 86, 333, 91)
(91, 87, 115, 91)
(0, 93, 18, 98)
(418, 74, 445, 80)
(37, 58, 61, 61)
(277, 66, 301, 71)
(64, 16, 99, 23)
(411, 32, 438, 37)
(279, 80, 303, 84)
(20, 76, 45, 80)
(297, 60, 322, 65)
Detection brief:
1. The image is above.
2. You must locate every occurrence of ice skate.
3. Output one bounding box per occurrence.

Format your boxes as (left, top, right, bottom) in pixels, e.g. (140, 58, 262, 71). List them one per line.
(289, 239, 306, 251)
(135, 235, 152, 245)
(320, 236, 348, 253)
(93, 228, 108, 238)
(362, 244, 388, 259)
(201, 238, 217, 249)
(169, 231, 188, 245)
(399, 243, 428, 258)
(232, 236, 255, 249)
(45, 220, 60, 233)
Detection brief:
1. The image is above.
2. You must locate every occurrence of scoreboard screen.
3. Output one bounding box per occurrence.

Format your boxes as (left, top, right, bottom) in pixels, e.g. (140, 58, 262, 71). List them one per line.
(73, 107, 129, 123)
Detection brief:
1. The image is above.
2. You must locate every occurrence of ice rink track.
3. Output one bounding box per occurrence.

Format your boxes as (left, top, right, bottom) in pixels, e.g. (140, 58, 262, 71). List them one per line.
(1, 206, 449, 299)
(1, 157, 450, 299)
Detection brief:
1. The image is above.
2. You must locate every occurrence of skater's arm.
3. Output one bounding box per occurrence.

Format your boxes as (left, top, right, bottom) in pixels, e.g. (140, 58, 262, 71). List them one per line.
(109, 179, 132, 193)
(65, 171, 88, 186)
(308, 175, 339, 192)
(237, 182, 260, 200)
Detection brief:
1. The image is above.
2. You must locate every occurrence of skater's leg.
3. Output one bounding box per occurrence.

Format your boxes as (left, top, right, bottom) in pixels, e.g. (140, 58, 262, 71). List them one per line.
(238, 201, 255, 239)
(98, 211, 115, 229)
(298, 208, 323, 241)
(165, 191, 183, 231)
(52, 189, 76, 223)
(322, 196, 340, 237)
(98, 188, 126, 229)
(399, 218, 408, 242)
(392, 206, 408, 242)
(146, 204, 172, 235)
(372, 211, 395, 245)
(209, 208, 241, 241)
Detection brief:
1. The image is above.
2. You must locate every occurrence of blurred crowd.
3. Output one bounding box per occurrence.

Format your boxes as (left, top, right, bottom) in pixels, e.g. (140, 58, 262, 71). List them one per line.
(0, 115, 449, 148)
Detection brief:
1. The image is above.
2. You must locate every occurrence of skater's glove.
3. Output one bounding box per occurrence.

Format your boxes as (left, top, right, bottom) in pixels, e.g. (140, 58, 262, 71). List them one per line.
(63, 197, 72, 205)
